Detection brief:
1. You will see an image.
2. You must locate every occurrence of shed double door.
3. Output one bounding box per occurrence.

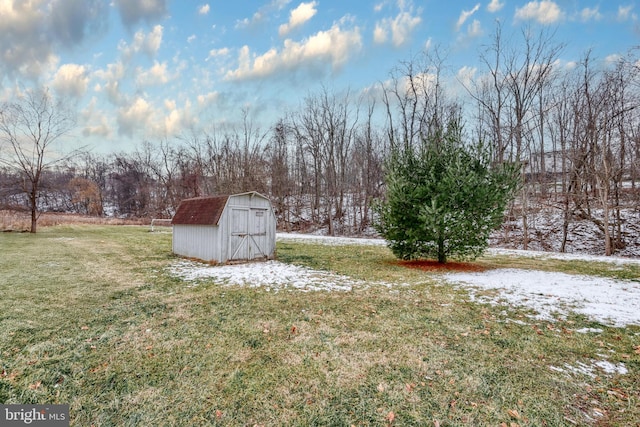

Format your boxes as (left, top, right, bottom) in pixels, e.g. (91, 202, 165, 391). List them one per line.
(229, 207, 268, 261)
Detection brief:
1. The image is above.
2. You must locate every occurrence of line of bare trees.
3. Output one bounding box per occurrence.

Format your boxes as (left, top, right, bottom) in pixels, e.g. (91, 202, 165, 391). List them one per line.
(467, 25, 640, 255)
(2, 24, 640, 254)
(1, 87, 387, 235)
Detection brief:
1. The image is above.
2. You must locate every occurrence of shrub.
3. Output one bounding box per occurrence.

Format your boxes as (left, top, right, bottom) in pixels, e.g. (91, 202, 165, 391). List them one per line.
(374, 122, 520, 263)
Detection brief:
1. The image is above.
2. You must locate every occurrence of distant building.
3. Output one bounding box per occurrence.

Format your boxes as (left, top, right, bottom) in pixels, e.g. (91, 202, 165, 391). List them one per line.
(171, 192, 276, 263)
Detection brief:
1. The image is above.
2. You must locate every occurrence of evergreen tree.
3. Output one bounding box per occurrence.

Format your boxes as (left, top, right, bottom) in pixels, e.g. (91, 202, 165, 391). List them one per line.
(374, 122, 520, 263)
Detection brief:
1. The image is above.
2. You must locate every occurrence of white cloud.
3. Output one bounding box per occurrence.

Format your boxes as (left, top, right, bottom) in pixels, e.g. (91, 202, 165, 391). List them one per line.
(456, 65, 477, 89)
(81, 96, 111, 138)
(117, 96, 154, 137)
(198, 4, 210, 15)
(373, 24, 387, 44)
(271, 0, 293, 10)
(115, 95, 197, 138)
(605, 54, 622, 65)
(373, 4, 422, 47)
(236, 0, 292, 29)
(235, 17, 251, 29)
(208, 47, 230, 59)
(51, 0, 108, 47)
(0, 0, 109, 83)
(466, 19, 483, 38)
(424, 37, 433, 51)
(618, 5, 636, 21)
(226, 22, 362, 80)
(279, 1, 318, 36)
(136, 61, 170, 86)
(403, 72, 437, 94)
(82, 111, 111, 137)
(113, 0, 167, 28)
(120, 25, 164, 62)
(515, 1, 564, 24)
(487, 0, 504, 13)
(94, 61, 125, 105)
(164, 99, 176, 111)
(456, 18, 483, 45)
(456, 4, 480, 31)
(579, 7, 602, 22)
(82, 121, 111, 138)
(146, 25, 164, 54)
(52, 63, 89, 98)
(164, 99, 195, 135)
(187, 34, 197, 43)
(197, 92, 219, 108)
(377, 70, 438, 101)
(0, 0, 57, 81)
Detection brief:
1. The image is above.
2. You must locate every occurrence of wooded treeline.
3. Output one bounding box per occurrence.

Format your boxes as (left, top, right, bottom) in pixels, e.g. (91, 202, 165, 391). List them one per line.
(2, 26, 640, 254)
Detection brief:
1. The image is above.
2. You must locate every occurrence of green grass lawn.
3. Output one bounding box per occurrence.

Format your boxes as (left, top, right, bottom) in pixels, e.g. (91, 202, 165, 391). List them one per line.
(1, 226, 638, 426)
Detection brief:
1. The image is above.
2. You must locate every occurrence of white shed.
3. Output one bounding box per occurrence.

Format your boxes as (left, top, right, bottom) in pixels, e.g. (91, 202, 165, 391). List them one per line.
(171, 191, 276, 263)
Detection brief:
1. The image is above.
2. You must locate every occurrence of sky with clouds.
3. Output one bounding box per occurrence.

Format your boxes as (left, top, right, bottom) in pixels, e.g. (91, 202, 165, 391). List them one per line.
(0, 0, 637, 152)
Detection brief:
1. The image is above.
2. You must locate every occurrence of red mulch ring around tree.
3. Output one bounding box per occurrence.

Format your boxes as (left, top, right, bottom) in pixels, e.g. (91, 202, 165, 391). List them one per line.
(395, 259, 489, 272)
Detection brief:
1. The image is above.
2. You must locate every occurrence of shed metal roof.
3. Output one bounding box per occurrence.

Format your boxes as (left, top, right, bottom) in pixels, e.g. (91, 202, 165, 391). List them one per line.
(171, 195, 229, 225)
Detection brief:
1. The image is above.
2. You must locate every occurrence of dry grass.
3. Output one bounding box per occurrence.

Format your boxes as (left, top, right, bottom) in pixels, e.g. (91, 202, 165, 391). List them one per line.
(0, 210, 147, 231)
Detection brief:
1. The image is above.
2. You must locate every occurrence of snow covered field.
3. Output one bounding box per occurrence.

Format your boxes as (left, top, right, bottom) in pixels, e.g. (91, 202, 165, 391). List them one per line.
(168, 233, 640, 328)
(444, 269, 640, 327)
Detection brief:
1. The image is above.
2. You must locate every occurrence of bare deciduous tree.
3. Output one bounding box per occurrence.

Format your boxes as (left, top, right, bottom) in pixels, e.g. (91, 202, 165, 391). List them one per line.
(469, 24, 563, 249)
(0, 88, 76, 232)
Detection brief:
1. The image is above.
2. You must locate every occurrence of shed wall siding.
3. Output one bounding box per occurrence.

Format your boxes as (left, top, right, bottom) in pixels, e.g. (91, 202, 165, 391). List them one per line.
(172, 224, 221, 262)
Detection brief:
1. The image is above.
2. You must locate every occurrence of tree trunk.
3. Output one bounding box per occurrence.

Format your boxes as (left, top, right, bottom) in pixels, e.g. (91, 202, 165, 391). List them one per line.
(437, 235, 446, 263)
(602, 180, 612, 256)
(30, 208, 37, 233)
(30, 189, 38, 233)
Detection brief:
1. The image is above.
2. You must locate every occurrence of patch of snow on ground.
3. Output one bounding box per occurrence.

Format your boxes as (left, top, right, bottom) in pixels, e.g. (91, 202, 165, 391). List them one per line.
(575, 328, 604, 334)
(549, 360, 628, 378)
(168, 260, 385, 292)
(444, 269, 640, 327)
(277, 233, 387, 247)
(488, 247, 640, 266)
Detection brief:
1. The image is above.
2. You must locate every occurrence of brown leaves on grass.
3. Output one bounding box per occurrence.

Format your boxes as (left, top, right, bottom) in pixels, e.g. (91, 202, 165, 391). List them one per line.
(507, 409, 521, 419)
(607, 389, 628, 400)
(3, 370, 18, 382)
(385, 411, 395, 424)
(89, 362, 109, 374)
(405, 382, 417, 393)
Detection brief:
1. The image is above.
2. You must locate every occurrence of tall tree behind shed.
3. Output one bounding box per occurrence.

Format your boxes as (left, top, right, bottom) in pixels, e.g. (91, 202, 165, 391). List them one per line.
(0, 88, 76, 232)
